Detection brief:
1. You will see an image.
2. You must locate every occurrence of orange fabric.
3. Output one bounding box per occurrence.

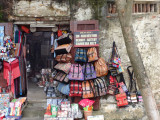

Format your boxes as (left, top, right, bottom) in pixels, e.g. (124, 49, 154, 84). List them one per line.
(94, 58, 108, 77)
(87, 47, 98, 62)
(82, 80, 95, 98)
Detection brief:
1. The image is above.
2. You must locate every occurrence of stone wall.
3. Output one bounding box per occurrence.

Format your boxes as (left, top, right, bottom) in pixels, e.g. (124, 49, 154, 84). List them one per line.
(13, 0, 70, 17)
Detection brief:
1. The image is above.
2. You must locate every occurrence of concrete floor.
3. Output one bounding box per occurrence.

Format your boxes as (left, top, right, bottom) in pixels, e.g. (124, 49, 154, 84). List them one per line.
(22, 79, 46, 120)
(27, 80, 46, 102)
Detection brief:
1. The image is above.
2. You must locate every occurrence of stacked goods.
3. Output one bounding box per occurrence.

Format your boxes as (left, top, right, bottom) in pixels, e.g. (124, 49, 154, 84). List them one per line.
(44, 102, 82, 120)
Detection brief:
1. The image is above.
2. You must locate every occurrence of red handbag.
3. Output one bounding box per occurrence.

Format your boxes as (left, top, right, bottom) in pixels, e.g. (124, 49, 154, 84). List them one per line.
(115, 93, 128, 107)
(69, 81, 82, 97)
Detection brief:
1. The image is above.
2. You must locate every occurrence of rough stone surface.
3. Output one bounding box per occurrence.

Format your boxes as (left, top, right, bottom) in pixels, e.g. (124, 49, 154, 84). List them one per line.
(13, 0, 70, 17)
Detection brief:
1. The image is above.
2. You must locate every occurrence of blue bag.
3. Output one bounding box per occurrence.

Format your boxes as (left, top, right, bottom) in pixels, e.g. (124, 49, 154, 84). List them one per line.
(57, 83, 70, 95)
(75, 48, 87, 62)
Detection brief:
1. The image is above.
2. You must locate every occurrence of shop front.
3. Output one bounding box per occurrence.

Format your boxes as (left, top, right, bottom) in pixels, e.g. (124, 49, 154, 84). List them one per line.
(0, 19, 142, 120)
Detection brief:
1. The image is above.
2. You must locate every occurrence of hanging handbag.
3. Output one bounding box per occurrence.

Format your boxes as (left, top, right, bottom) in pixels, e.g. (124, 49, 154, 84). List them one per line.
(87, 47, 98, 62)
(115, 93, 128, 107)
(69, 81, 82, 97)
(55, 53, 72, 63)
(57, 33, 72, 45)
(53, 71, 69, 83)
(94, 77, 107, 96)
(82, 63, 96, 80)
(75, 48, 87, 62)
(127, 66, 139, 103)
(68, 64, 84, 81)
(54, 63, 71, 74)
(109, 41, 124, 76)
(57, 83, 70, 95)
(94, 58, 108, 77)
(106, 75, 118, 95)
(82, 80, 95, 98)
(55, 44, 72, 55)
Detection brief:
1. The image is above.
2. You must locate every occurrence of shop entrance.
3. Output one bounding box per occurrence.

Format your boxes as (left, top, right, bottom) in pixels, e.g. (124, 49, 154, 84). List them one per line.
(25, 31, 55, 102)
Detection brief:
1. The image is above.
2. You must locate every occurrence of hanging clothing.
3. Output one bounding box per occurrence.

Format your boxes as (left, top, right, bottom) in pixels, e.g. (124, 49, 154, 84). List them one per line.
(3, 59, 21, 94)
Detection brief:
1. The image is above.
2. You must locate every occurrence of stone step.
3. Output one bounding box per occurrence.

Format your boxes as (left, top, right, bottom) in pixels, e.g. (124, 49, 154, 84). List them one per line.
(22, 101, 46, 119)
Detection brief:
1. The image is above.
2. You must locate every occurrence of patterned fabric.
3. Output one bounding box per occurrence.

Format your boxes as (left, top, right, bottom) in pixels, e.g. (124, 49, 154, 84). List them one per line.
(82, 63, 96, 80)
(53, 71, 69, 83)
(94, 77, 107, 96)
(75, 48, 87, 62)
(69, 81, 82, 97)
(82, 80, 95, 98)
(54, 63, 71, 74)
(3, 59, 21, 94)
(68, 64, 84, 81)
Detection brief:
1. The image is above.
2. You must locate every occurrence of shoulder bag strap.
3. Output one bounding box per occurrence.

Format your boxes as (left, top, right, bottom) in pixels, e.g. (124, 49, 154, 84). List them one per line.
(77, 81, 79, 94)
(119, 73, 126, 85)
(84, 81, 87, 95)
(88, 80, 95, 97)
(95, 79, 100, 96)
(84, 63, 87, 80)
(101, 77, 107, 92)
(127, 66, 136, 93)
(77, 64, 79, 78)
(90, 63, 92, 77)
(72, 64, 75, 78)
(97, 78, 103, 93)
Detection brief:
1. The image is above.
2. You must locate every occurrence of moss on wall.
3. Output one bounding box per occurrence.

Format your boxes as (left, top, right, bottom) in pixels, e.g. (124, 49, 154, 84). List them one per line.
(86, 0, 106, 20)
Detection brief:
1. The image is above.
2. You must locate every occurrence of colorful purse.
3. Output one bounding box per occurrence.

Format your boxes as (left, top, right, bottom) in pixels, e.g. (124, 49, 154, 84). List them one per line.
(94, 77, 107, 96)
(69, 81, 82, 97)
(94, 58, 108, 77)
(53, 71, 69, 83)
(115, 93, 128, 107)
(127, 66, 140, 103)
(87, 47, 98, 62)
(106, 85, 116, 95)
(55, 44, 72, 55)
(82, 80, 95, 98)
(57, 33, 72, 45)
(82, 63, 96, 80)
(54, 63, 71, 74)
(75, 48, 87, 62)
(55, 53, 72, 63)
(68, 64, 84, 81)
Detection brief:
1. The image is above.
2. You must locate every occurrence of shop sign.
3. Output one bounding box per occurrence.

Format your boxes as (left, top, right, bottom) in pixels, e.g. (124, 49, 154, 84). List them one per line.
(74, 31, 99, 47)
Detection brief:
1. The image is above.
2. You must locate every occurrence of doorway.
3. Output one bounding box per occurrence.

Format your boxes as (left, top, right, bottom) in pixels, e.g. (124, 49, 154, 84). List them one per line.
(26, 31, 56, 101)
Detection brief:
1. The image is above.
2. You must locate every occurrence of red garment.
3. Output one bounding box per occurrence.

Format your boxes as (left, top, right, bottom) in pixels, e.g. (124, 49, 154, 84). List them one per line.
(3, 59, 21, 94)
